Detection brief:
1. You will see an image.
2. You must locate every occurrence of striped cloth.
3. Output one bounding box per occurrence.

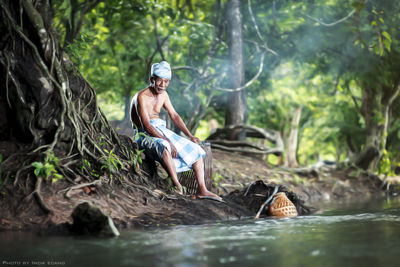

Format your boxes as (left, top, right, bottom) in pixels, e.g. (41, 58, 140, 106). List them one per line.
(150, 119, 205, 172)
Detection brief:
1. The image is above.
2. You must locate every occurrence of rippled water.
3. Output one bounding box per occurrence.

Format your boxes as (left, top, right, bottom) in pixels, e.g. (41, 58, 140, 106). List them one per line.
(1, 196, 399, 267)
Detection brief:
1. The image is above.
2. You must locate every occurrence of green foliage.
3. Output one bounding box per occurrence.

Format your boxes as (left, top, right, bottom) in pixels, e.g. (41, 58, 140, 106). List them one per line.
(52, 0, 400, 174)
(377, 150, 400, 177)
(132, 149, 144, 171)
(81, 159, 100, 178)
(31, 151, 63, 183)
(212, 173, 224, 187)
(64, 33, 96, 65)
(100, 147, 123, 178)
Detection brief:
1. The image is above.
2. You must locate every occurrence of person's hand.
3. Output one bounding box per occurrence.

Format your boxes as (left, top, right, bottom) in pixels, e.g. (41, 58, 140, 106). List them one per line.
(168, 141, 178, 158)
(190, 136, 201, 144)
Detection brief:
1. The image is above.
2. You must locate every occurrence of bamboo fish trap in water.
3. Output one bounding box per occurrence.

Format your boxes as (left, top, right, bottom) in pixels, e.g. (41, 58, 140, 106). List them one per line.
(268, 192, 298, 217)
(177, 142, 213, 195)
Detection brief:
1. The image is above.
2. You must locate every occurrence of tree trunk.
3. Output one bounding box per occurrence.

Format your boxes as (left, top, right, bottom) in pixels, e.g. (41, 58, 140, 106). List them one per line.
(224, 0, 246, 140)
(285, 107, 302, 168)
(355, 83, 400, 171)
(0, 0, 134, 185)
(123, 92, 132, 122)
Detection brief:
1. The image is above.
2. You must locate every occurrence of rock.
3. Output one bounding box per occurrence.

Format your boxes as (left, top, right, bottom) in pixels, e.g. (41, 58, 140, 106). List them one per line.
(71, 202, 120, 237)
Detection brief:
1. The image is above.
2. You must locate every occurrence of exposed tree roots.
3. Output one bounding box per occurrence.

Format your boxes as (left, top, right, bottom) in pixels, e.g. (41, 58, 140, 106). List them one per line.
(207, 124, 283, 155)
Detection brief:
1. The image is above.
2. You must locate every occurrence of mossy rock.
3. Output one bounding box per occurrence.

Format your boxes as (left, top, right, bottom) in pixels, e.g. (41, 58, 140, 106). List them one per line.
(71, 202, 120, 237)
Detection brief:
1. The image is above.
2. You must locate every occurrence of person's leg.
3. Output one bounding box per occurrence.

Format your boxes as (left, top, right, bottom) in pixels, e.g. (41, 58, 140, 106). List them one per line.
(160, 148, 183, 194)
(192, 157, 222, 200)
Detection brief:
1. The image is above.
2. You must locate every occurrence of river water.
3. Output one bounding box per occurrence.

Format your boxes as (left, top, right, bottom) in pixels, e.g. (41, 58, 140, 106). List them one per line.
(1, 196, 399, 267)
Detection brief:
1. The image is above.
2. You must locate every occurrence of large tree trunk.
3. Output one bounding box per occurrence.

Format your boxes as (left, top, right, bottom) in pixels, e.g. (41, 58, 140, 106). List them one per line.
(224, 0, 247, 140)
(285, 106, 302, 168)
(354, 83, 400, 171)
(0, 1, 134, 189)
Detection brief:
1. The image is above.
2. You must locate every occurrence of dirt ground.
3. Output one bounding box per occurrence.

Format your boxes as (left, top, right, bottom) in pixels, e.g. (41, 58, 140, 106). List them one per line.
(210, 149, 394, 204)
(0, 147, 397, 233)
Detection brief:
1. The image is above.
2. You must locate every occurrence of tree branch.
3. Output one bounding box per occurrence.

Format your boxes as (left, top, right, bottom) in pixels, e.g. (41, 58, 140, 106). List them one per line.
(303, 1, 368, 27)
(152, 15, 166, 60)
(247, 0, 278, 56)
(214, 51, 265, 92)
(173, 66, 202, 77)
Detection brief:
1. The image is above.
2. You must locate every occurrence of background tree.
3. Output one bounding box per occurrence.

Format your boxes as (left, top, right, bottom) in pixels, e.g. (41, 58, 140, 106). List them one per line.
(41, 0, 400, 175)
(224, 0, 246, 140)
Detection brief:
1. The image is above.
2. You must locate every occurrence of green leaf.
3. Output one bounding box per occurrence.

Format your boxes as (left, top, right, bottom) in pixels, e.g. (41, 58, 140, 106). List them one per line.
(371, 21, 377, 26)
(384, 39, 391, 52)
(34, 168, 41, 177)
(32, 162, 44, 177)
(352, 1, 366, 11)
(382, 31, 392, 42)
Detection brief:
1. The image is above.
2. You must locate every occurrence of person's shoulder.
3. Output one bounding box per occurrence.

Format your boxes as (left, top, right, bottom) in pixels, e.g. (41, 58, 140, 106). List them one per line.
(138, 87, 149, 95)
(162, 91, 170, 99)
(138, 88, 151, 99)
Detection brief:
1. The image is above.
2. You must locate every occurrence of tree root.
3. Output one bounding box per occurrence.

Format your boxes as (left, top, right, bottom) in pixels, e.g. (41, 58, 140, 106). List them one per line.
(33, 177, 52, 214)
(58, 179, 102, 199)
(211, 143, 282, 155)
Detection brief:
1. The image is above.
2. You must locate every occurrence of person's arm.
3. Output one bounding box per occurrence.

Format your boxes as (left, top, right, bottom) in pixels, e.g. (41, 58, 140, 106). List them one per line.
(163, 93, 200, 144)
(138, 93, 178, 157)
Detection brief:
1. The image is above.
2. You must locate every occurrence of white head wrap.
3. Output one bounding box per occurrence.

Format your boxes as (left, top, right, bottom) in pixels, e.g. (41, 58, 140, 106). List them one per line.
(150, 61, 171, 80)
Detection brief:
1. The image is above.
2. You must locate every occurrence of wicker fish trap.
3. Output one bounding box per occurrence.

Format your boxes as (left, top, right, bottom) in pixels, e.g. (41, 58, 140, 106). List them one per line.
(268, 192, 298, 217)
(177, 142, 213, 195)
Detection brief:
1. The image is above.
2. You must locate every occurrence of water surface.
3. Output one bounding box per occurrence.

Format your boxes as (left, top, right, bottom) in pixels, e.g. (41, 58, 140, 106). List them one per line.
(1, 196, 399, 267)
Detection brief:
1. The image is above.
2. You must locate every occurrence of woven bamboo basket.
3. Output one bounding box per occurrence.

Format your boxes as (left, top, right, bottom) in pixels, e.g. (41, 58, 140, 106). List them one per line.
(268, 192, 298, 217)
(177, 142, 213, 195)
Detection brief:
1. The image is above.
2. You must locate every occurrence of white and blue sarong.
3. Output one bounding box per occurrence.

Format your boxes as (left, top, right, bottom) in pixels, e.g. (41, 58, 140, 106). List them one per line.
(134, 119, 205, 173)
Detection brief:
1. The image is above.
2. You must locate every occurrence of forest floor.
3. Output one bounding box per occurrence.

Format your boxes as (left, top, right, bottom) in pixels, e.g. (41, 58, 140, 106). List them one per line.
(210, 149, 397, 203)
(0, 146, 399, 234)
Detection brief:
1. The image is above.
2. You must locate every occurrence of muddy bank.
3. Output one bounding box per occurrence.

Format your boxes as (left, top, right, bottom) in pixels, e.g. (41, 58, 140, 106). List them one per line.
(211, 149, 397, 203)
(0, 174, 310, 234)
(0, 148, 396, 234)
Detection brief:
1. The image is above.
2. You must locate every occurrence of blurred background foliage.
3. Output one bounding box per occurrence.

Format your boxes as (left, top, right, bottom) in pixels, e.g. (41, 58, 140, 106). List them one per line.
(53, 0, 400, 175)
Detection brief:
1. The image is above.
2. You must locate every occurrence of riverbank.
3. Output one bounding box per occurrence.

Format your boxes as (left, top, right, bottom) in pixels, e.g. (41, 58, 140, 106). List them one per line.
(211, 149, 398, 204)
(0, 147, 397, 234)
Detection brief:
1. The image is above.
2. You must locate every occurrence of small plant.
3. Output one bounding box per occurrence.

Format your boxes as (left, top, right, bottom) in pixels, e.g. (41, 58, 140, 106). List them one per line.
(378, 149, 398, 177)
(100, 147, 123, 178)
(212, 173, 224, 187)
(81, 159, 100, 178)
(31, 151, 62, 183)
(64, 33, 95, 65)
(132, 149, 144, 170)
(131, 127, 154, 170)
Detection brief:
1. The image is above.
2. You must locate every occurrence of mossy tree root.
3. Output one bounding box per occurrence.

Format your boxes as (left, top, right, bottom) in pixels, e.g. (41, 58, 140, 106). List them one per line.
(0, 1, 141, 200)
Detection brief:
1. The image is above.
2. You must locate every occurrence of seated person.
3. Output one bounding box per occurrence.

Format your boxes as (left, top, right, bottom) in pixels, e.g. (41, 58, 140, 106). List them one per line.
(130, 61, 222, 201)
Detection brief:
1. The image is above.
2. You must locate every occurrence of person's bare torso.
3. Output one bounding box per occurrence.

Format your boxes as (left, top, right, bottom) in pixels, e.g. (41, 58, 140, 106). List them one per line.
(131, 87, 167, 128)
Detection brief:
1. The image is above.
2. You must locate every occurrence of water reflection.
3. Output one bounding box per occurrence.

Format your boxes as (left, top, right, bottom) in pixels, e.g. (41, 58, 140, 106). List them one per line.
(0, 197, 399, 266)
